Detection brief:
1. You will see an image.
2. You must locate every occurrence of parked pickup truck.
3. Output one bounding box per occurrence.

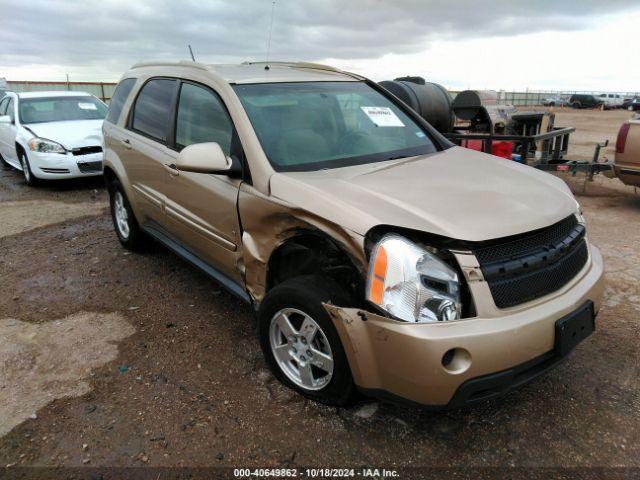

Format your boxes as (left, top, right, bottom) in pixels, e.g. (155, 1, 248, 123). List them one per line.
(103, 61, 604, 408)
(614, 116, 640, 187)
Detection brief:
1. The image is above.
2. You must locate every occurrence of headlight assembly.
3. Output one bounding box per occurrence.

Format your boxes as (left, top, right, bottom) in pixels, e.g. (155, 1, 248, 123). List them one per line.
(28, 138, 66, 154)
(366, 234, 462, 323)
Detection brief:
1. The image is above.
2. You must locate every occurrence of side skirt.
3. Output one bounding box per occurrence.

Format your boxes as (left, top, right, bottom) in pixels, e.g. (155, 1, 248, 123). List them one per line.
(142, 223, 252, 304)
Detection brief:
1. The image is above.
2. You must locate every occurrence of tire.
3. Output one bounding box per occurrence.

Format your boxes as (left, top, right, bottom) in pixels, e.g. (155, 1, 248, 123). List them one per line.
(548, 102, 555, 107)
(258, 275, 358, 406)
(572, 102, 581, 109)
(108, 178, 148, 251)
(18, 148, 38, 186)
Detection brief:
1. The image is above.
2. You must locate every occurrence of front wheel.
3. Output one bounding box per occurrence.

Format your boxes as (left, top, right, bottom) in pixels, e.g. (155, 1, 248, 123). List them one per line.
(258, 275, 358, 406)
(18, 149, 38, 186)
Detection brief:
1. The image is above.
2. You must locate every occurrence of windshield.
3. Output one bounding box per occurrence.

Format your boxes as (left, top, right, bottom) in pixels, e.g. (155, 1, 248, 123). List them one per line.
(19, 96, 108, 124)
(233, 81, 437, 172)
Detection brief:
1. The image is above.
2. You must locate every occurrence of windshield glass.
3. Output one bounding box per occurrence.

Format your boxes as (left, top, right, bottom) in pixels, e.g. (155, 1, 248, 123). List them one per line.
(19, 96, 108, 124)
(233, 81, 437, 171)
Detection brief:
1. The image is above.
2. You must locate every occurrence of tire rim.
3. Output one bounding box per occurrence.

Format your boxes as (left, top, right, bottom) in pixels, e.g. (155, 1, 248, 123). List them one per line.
(21, 155, 30, 182)
(269, 307, 334, 391)
(113, 191, 130, 239)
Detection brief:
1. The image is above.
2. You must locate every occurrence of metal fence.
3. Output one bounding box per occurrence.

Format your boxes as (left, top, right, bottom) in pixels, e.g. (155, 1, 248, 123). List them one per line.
(450, 90, 640, 106)
(5, 81, 639, 107)
(6, 81, 117, 103)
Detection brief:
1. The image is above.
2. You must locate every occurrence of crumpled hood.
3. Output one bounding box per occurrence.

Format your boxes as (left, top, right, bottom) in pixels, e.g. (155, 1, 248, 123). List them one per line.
(25, 120, 103, 150)
(269, 146, 579, 242)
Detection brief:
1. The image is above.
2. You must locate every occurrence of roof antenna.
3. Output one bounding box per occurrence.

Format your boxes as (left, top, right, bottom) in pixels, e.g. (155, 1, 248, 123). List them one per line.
(188, 45, 196, 62)
(264, 1, 276, 70)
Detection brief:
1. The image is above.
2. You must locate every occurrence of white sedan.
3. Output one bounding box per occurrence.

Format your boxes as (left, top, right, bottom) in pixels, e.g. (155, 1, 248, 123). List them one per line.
(0, 91, 107, 185)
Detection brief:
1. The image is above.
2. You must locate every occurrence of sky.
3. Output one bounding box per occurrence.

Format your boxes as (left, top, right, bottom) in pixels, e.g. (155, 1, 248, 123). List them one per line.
(0, 0, 638, 92)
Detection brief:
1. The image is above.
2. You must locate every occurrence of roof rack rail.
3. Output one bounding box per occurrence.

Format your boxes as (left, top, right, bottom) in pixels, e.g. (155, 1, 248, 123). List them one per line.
(130, 60, 209, 71)
(241, 61, 339, 72)
(241, 61, 364, 79)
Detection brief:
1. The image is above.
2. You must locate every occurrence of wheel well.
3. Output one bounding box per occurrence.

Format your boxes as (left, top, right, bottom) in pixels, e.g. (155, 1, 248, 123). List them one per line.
(266, 233, 364, 301)
(103, 165, 117, 186)
(15, 142, 25, 156)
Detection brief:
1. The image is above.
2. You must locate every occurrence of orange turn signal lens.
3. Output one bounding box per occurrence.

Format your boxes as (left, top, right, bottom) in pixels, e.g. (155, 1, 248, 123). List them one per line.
(369, 245, 387, 305)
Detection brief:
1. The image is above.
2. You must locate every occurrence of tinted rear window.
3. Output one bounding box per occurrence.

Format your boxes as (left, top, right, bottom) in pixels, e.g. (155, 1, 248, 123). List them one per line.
(106, 78, 136, 124)
(131, 79, 176, 142)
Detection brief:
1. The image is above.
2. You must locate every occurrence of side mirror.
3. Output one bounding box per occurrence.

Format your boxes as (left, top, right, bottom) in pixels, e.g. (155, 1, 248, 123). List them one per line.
(175, 142, 233, 174)
(0, 115, 11, 125)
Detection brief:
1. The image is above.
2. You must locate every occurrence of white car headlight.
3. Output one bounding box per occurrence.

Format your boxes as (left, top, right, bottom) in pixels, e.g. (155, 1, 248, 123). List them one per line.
(28, 138, 66, 154)
(366, 234, 462, 323)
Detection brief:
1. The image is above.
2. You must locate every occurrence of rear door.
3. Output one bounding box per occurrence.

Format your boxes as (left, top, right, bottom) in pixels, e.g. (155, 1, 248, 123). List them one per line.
(162, 80, 244, 284)
(120, 78, 179, 225)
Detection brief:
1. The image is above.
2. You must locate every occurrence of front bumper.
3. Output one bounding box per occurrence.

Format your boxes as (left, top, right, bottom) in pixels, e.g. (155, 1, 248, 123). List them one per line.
(28, 150, 103, 179)
(325, 244, 604, 407)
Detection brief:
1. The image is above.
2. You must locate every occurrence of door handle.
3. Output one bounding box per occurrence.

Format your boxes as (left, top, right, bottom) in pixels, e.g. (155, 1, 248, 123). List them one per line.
(163, 163, 180, 176)
(121, 138, 132, 149)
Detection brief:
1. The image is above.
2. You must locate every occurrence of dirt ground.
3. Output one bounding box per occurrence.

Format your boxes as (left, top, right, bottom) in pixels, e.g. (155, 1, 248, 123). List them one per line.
(0, 110, 638, 475)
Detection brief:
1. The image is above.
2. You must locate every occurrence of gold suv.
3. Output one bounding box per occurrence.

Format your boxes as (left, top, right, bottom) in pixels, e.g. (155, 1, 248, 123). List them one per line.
(103, 61, 604, 408)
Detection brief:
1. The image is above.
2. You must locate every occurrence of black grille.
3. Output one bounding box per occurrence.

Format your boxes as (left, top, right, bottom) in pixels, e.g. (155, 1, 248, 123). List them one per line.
(475, 215, 578, 264)
(473, 215, 589, 309)
(72, 146, 102, 156)
(77, 160, 102, 173)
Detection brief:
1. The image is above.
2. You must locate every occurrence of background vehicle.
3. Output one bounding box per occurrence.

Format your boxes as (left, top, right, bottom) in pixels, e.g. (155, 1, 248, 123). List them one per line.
(103, 61, 603, 409)
(0, 91, 107, 185)
(622, 97, 640, 111)
(541, 96, 569, 107)
(614, 116, 640, 187)
(570, 94, 604, 109)
(596, 93, 623, 109)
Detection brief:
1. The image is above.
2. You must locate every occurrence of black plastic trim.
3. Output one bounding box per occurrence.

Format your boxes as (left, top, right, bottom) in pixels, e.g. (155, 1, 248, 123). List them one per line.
(480, 224, 586, 281)
(142, 223, 252, 304)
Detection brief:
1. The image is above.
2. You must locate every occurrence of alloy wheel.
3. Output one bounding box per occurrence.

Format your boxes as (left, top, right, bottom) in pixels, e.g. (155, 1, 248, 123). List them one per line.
(269, 308, 334, 391)
(20, 155, 31, 183)
(113, 191, 130, 239)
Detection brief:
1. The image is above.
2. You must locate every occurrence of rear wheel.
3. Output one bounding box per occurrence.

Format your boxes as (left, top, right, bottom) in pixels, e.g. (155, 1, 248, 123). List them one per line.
(258, 275, 358, 406)
(572, 102, 581, 109)
(108, 178, 148, 251)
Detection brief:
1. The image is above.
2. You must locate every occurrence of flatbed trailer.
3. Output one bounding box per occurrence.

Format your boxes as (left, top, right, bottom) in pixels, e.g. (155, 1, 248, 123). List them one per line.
(444, 127, 613, 179)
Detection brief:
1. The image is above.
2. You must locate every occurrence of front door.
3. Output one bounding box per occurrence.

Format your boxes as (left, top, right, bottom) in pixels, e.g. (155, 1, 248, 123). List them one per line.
(0, 97, 18, 164)
(162, 81, 243, 284)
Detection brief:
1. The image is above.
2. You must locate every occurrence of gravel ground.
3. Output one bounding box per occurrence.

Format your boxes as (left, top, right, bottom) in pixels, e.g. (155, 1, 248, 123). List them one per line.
(0, 110, 638, 475)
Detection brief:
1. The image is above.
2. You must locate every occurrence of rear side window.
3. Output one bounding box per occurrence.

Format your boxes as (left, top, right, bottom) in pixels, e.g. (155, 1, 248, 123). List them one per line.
(0, 97, 8, 115)
(175, 82, 233, 155)
(130, 79, 176, 142)
(106, 78, 136, 124)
